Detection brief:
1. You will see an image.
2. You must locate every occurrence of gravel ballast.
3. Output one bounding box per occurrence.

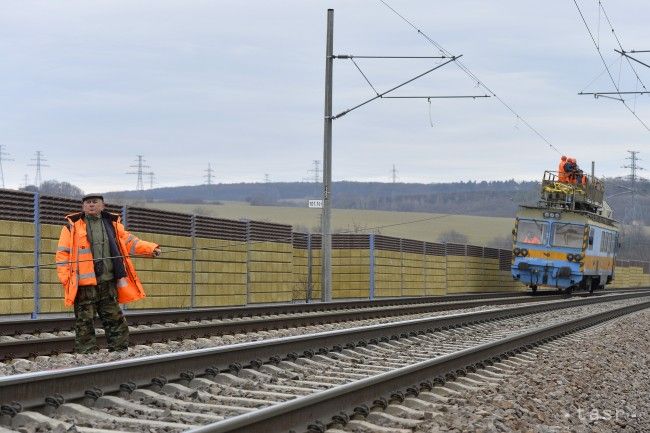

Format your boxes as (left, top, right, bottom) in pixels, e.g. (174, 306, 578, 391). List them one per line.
(416, 309, 650, 433)
(0, 299, 563, 377)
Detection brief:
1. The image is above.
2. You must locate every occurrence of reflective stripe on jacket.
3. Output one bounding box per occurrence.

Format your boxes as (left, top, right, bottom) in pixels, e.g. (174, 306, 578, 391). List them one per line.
(56, 211, 159, 306)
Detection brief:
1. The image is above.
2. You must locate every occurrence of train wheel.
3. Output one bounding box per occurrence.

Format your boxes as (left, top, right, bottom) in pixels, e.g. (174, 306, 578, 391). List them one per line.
(565, 285, 573, 296)
(531, 285, 538, 295)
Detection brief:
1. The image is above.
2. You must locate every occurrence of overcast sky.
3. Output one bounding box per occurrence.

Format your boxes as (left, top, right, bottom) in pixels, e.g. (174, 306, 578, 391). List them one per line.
(1, 0, 649, 193)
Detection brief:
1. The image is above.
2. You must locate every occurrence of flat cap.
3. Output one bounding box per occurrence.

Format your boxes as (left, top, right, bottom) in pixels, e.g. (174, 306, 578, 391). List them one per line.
(82, 193, 104, 202)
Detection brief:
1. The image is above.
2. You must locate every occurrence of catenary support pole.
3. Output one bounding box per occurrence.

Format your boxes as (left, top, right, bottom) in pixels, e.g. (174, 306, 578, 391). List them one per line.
(190, 214, 196, 308)
(321, 9, 334, 302)
(369, 233, 375, 300)
(31, 192, 40, 319)
(307, 233, 313, 303)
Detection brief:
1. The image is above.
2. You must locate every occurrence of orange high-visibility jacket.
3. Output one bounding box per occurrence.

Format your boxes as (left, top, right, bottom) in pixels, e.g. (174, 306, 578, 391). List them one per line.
(558, 156, 568, 182)
(56, 211, 159, 306)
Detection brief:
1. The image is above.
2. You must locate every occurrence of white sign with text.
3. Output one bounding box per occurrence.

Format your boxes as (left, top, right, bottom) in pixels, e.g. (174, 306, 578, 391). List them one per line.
(308, 199, 323, 208)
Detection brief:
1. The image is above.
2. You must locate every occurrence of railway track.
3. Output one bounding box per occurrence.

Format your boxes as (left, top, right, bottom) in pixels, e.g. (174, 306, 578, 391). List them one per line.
(1, 290, 648, 433)
(0, 289, 636, 361)
(0, 290, 568, 336)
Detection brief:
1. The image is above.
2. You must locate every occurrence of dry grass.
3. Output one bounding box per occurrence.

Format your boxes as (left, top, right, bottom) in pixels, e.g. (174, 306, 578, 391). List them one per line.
(139, 201, 514, 246)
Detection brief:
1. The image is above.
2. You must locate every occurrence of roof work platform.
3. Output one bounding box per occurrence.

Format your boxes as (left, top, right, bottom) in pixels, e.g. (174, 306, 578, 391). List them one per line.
(539, 170, 606, 215)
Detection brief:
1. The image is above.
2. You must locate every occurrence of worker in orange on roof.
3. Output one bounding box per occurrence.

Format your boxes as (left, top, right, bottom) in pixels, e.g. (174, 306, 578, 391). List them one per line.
(566, 157, 578, 183)
(558, 155, 568, 182)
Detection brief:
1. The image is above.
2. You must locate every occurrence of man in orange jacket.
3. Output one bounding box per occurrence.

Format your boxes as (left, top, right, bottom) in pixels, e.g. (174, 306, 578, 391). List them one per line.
(56, 193, 161, 353)
(558, 155, 568, 182)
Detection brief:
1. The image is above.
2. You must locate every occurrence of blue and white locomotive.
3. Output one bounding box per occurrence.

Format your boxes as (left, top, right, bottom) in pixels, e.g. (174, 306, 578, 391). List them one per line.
(511, 170, 620, 294)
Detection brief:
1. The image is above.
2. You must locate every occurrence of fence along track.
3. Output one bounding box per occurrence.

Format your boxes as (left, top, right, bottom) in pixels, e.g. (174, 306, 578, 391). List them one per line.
(1, 291, 647, 412)
(0, 290, 629, 361)
(3, 188, 650, 318)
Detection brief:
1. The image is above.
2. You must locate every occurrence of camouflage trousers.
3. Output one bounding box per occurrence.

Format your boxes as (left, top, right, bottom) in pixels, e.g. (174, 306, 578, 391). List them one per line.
(73, 281, 129, 354)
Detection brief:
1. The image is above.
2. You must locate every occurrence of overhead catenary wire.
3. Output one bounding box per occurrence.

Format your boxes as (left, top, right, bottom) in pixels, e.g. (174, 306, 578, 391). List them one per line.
(378, 0, 562, 155)
(572, 0, 650, 132)
(579, 55, 628, 93)
(0, 213, 458, 273)
(598, 1, 648, 92)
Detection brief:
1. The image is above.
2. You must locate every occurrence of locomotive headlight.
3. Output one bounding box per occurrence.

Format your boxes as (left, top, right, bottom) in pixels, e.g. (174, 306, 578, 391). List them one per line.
(543, 212, 550, 218)
(514, 247, 521, 256)
(567, 253, 574, 261)
(521, 248, 529, 257)
(574, 253, 583, 261)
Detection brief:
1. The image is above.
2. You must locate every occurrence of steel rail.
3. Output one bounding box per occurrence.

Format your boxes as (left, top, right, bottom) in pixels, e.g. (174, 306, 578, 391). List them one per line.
(186, 299, 650, 433)
(1, 291, 647, 410)
(5, 287, 646, 336)
(0, 291, 619, 360)
(0, 291, 542, 335)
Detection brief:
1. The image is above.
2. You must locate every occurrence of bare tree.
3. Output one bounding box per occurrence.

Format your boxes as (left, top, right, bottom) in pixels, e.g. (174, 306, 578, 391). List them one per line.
(437, 230, 469, 244)
(21, 180, 84, 199)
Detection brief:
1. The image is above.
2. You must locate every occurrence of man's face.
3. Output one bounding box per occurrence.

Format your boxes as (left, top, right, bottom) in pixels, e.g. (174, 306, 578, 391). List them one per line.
(82, 198, 105, 217)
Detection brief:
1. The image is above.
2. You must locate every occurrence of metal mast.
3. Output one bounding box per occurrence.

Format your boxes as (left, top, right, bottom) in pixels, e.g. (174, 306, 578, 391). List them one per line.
(321, 8, 334, 302)
(318, 9, 480, 302)
(205, 163, 214, 185)
(308, 160, 321, 183)
(126, 155, 149, 191)
(0, 145, 13, 188)
(622, 150, 644, 224)
(146, 171, 155, 189)
(28, 151, 48, 188)
(392, 164, 398, 183)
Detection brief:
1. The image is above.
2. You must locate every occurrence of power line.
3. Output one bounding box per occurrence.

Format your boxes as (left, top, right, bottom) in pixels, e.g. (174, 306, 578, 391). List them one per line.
(572, 0, 650, 132)
(378, 0, 561, 155)
(126, 155, 149, 191)
(598, 2, 648, 92)
(28, 151, 49, 188)
(204, 163, 215, 185)
(0, 145, 13, 188)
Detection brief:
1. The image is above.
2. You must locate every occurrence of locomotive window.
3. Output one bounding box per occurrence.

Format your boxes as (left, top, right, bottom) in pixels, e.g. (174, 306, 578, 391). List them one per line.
(516, 220, 547, 245)
(602, 231, 613, 253)
(552, 223, 584, 248)
(588, 227, 594, 250)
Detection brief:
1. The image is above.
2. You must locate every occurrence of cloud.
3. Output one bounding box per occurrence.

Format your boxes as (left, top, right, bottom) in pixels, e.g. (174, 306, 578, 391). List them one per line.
(1, 0, 649, 192)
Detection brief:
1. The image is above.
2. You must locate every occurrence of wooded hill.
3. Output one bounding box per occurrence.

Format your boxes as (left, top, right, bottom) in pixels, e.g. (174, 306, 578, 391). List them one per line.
(103, 178, 649, 224)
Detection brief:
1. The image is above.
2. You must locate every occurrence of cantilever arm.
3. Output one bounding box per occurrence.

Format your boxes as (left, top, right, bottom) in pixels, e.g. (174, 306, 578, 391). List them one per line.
(331, 56, 461, 119)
